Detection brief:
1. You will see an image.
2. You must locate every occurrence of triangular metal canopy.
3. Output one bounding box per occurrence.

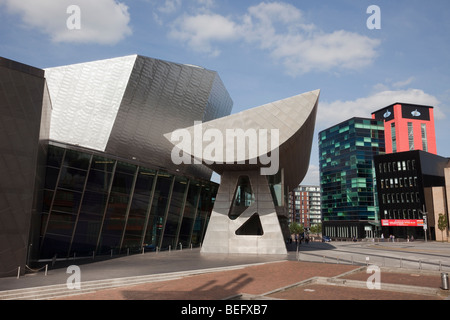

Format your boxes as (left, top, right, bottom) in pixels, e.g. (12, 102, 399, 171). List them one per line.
(165, 89, 320, 189)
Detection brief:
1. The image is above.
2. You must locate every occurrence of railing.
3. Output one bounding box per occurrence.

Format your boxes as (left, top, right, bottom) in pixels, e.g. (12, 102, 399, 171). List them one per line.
(296, 250, 450, 272)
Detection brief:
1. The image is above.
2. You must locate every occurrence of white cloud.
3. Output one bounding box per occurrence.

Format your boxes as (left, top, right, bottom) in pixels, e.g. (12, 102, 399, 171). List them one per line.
(317, 88, 445, 129)
(169, 13, 238, 56)
(392, 77, 415, 88)
(158, 0, 182, 14)
(0, 0, 132, 45)
(301, 164, 320, 186)
(168, 1, 380, 74)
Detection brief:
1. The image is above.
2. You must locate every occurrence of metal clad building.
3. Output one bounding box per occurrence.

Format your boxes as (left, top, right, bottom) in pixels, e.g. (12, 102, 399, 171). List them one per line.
(0, 55, 233, 277)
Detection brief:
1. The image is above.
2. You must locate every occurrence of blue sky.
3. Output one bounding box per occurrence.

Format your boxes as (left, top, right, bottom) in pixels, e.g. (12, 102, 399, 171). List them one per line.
(1, 0, 449, 185)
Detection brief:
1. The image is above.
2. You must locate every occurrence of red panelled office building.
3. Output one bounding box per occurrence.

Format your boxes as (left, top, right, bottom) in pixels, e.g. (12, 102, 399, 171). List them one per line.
(372, 103, 437, 155)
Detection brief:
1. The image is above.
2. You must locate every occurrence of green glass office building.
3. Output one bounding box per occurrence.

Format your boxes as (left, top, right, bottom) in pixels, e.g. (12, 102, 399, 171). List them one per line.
(319, 118, 385, 239)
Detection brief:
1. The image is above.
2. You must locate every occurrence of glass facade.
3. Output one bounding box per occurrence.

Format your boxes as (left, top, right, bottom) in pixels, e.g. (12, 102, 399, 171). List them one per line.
(38, 144, 218, 259)
(319, 118, 385, 237)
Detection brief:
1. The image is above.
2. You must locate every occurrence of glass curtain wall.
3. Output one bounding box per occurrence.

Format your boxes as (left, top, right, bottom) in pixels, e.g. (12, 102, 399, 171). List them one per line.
(38, 144, 218, 259)
(319, 118, 385, 224)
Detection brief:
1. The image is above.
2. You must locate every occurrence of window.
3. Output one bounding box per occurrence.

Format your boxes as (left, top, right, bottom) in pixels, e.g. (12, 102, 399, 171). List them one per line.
(391, 123, 397, 152)
(421, 123, 428, 152)
(408, 122, 414, 150)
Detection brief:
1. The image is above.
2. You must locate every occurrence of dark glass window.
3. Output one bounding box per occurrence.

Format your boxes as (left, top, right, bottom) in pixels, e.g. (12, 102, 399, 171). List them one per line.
(45, 212, 77, 237)
(98, 193, 130, 253)
(47, 146, 64, 168)
(40, 234, 71, 259)
(80, 191, 108, 215)
(44, 167, 60, 190)
(111, 172, 135, 194)
(85, 169, 113, 193)
(122, 193, 152, 250)
(162, 177, 188, 248)
(51, 189, 82, 214)
(179, 183, 201, 246)
(144, 173, 173, 247)
(58, 166, 87, 192)
(63, 149, 91, 169)
(134, 169, 156, 196)
(91, 156, 115, 172)
(42, 190, 53, 213)
(115, 161, 137, 175)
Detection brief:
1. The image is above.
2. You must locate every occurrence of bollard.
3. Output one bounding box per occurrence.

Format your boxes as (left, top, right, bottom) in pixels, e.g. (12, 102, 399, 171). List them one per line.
(441, 273, 449, 290)
(17, 266, 20, 279)
(45, 264, 48, 276)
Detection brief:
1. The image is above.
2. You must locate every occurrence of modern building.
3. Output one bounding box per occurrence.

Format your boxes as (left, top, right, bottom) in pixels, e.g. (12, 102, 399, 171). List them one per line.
(374, 150, 449, 240)
(288, 185, 321, 228)
(0, 55, 233, 277)
(0, 57, 51, 279)
(372, 103, 437, 154)
(319, 117, 385, 239)
(166, 90, 320, 254)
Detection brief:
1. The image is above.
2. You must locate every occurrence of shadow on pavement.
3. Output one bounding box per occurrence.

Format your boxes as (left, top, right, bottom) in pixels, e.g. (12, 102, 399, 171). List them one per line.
(286, 241, 336, 252)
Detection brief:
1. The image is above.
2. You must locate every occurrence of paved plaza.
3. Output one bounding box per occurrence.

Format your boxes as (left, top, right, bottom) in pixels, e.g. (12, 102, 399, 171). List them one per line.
(1, 240, 449, 301)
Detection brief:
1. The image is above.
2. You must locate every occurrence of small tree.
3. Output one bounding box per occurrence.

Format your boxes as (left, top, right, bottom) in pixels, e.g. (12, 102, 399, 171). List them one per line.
(310, 223, 322, 234)
(438, 214, 448, 242)
(289, 222, 302, 235)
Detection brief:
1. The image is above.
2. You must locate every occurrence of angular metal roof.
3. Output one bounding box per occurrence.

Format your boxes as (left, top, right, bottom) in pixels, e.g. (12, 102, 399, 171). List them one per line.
(165, 89, 319, 189)
(44, 55, 233, 180)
